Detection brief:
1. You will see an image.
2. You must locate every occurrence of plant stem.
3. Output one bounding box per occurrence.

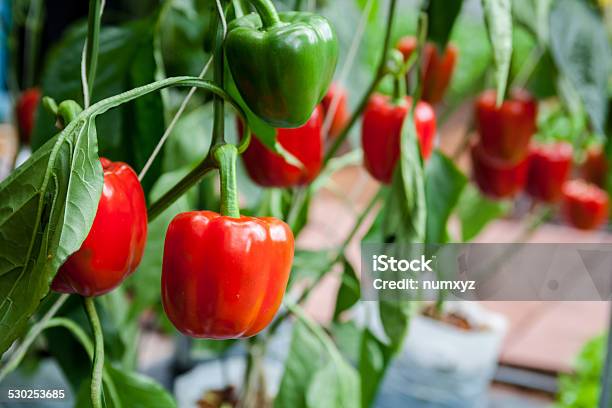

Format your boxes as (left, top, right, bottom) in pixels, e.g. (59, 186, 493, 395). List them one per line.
(246, 0, 281, 27)
(84, 297, 104, 408)
(82, 0, 104, 108)
(213, 145, 241, 218)
(212, 3, 226, 146)
(0, 294, 69, 383)
(23, 0, 43, 89)
(323, 0, 398, 164)
(294, 0, 303, 10)
(147, 155, 217, 221)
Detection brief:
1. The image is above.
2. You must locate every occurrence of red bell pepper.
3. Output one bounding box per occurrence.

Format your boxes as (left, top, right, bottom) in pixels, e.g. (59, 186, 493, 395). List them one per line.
(321, 82, 349, 138)
(396, 36, 457, 105)
(51, 158, 148, 297)
(526, 142, 573, 202)
(581, 145, 608, 188)
(561, 179, 609, 230)
(16, 88, 41, 144)
(239, 106, 323, 187)
(471, 142, 528, 199)
(362, 93, 436, 184)
(161, 211, 294, 339)
(475, 89, 537, 163)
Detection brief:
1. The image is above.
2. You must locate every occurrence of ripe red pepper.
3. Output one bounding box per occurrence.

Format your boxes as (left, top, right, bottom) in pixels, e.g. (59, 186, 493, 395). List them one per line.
(526, 142, 573, 203)
(16, 88, 41, 144)
(362, 93, 436, 184)
(161, 211, 294, 339)
(561, 179, 609, 230)
(581, 146, 608, 188)
(321, 82, 349, 138)
(51, 158, 148, 297)
(471, 142, 528, 199)
(475, 89, 537, 163)
(239, 106, 323, 187)
(396, 36, 457, 105)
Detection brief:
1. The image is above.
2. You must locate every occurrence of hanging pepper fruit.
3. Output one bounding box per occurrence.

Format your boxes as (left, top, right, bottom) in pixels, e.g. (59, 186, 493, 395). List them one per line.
(321, 82, 349, 138)
(561, 179, 609, 230)
(239, 106, 323, 187)
(51, 158, 148, 297)
(225, 0, 338, 128)
(475, 89, 537, 163)
(16, 88, 41, 144)
(581, 145, 608, 188)
(396, 36, 458, 105)
(471, 142, 528, 199)
(526, 142, 573, 203)
(162, 145, 294, 339)
(362, 93, 436, 184)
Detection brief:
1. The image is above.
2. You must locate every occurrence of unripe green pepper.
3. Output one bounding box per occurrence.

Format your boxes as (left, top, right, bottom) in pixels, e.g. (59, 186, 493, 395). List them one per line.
(225, 1, 338, 128)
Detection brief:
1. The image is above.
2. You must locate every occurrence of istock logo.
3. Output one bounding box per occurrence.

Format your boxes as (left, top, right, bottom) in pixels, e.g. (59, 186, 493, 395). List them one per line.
(372, 255, 435, 272)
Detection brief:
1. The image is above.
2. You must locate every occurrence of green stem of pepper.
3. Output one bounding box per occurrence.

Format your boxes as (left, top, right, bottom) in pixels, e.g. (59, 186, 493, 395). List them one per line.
(246, 0, 281, 27)
(323, 0, 398, 164)
(83, 0, 103, 107)
(392, 75, 407, 104)
(212, 0, 226, 146)
(83, 297, 104, 408)
(214, 144, 241, 218)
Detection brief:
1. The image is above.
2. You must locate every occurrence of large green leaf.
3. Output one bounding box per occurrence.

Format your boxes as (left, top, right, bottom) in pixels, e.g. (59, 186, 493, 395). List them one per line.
(275, 320, 326, 408)
(359, 329, 392, 408)
(457, 184, 510, 241)
(332, 257, 360, 320)
(425, 151, 467, 244)
(549, 0, 610, 134)
(0, 114, 103, 356)
(482, 0, 513, 105)
(32, 19, 164, 192)
(382, 113, 426, 243)
(306, 358, 360, 408)
(425, 0, 464, 50)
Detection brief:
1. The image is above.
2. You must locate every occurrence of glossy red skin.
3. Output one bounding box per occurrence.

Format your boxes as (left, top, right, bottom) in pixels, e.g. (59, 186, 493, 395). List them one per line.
(526, 142, 573, 203)
(581, 146, 608, 188)
(561, 180, 609, 230)
(321, 82, 349, 138)
(396, 37, 458, 105)
(471, 142, 528, 199)
(240, 106, 323, 187)
(475, 89, 537, 163)
(161, 211, 294, 339)
(16, 88, 41, 144)
(362, 94, 436, 184)
(51, 158, 148, 297)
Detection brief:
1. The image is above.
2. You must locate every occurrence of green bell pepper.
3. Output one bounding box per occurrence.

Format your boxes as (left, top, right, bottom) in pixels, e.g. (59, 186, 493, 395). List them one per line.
(225, 0, 338, 128)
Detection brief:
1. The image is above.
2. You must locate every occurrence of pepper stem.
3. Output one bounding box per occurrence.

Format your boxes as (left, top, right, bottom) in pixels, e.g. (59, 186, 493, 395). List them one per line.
(214, 144, 241, 218)
(392, 75, 407, 104)
(247, 0, 281, 28)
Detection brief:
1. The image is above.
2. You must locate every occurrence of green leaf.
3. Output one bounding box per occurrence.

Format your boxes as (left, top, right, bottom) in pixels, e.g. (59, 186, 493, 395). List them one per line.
(287, 249, 336, 291)
(382, 112, 426, 243)
(425, 0, 464, 50)
(549, 0, 610, 134)
(331, 321, 363, 363)
(75, 364, 176, 408)
(359, 329, 392, 408)
(379, 300, 411, 353)
(0, 115, 103, 356)
(482, 0, 513, 105)
(354, 0, 379, 22)
(333, 257, 360, 320)
(306, 358, 360, 408)
(457, 184, 510, 241)
(275, 320, 326, 408)
(425, 151, 467, 244)
(32, 19, 164, 192)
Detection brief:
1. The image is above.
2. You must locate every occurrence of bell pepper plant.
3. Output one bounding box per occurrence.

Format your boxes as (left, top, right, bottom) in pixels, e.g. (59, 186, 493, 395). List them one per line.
(526, 142, 573, 203)
(239, 106, 323, 187)
(396, 36, 457, 105)
(51, 158, 147, 297)
(475, 88, 537, 163)
(362, 93, 436, 184)
(561, 179, 609, 230)
(16, 88, 41, 144)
